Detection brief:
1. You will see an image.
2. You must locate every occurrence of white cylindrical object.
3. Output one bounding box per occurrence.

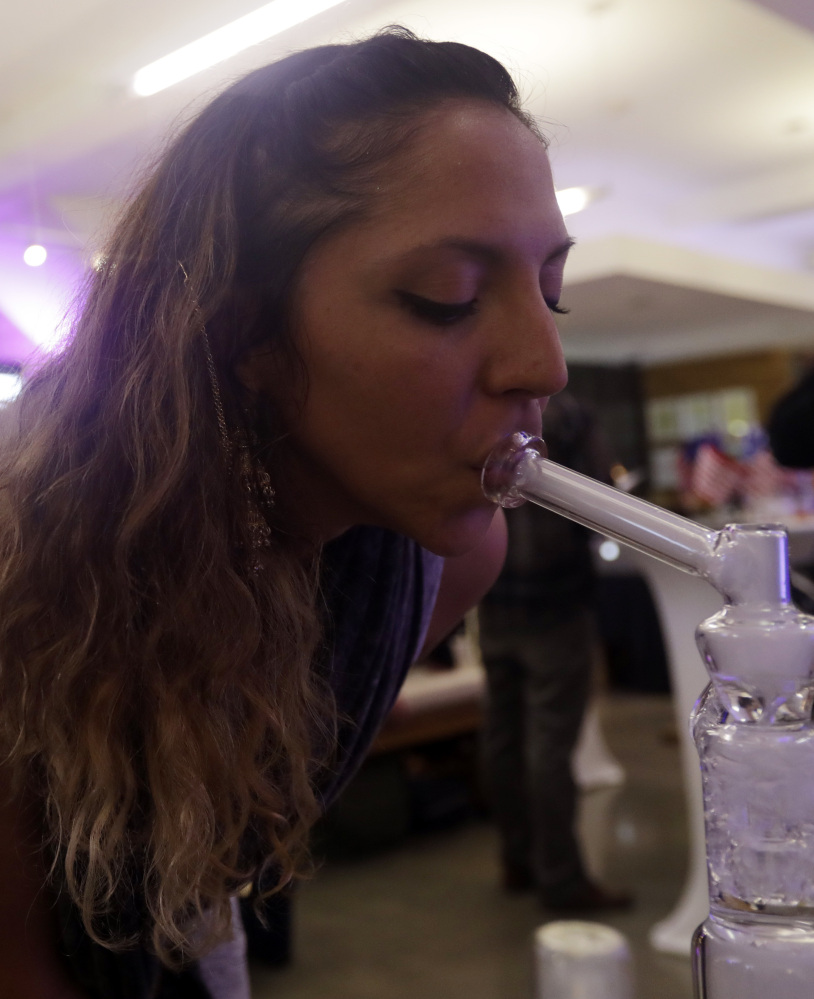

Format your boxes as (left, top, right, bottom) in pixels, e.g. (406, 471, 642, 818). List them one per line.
(534, 920, 634, 999)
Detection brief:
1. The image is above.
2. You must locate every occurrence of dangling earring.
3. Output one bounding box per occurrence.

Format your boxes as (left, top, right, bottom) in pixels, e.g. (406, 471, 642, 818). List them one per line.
(199, 322, 234, 466)
(180, 260, 276, 567)
(199, 318, 276, 568)
(234, 417, 276, 558)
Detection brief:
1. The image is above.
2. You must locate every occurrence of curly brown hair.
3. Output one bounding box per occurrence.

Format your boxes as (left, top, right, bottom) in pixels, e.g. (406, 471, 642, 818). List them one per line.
(0, 28, 532, 965)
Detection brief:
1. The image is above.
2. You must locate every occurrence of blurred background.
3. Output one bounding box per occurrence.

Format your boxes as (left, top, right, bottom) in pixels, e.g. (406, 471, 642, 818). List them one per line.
(3, 1, 813, 996)
(2, 0, 814, 515)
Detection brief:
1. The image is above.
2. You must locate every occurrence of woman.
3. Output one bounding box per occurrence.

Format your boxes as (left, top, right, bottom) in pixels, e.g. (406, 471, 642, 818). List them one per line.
(0, 28, 569, 997)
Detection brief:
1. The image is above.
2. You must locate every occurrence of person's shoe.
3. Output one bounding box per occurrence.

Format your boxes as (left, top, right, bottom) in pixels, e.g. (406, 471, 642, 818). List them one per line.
(541, 879, 634, 913)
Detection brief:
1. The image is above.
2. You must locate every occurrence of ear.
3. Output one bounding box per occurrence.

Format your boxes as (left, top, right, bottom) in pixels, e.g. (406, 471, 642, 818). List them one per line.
(234, 343, 283, 398)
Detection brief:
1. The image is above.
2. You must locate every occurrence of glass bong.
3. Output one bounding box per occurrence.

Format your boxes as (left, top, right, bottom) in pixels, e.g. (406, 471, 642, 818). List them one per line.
(482, 432, 814, 999)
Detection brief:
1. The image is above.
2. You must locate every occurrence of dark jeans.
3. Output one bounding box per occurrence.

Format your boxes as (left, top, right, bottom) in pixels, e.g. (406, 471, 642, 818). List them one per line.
(479, 605, 595, 892)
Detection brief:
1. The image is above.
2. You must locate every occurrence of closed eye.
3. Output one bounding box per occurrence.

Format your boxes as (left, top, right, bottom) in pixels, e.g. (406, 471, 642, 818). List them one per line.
(397, 291, 479, 326)
(546, 300, 570, 315)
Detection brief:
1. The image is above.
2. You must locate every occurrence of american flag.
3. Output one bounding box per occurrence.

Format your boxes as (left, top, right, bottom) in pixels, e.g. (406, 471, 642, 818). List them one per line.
(690, 442, 743, 507)
(741, 449, 795, 502)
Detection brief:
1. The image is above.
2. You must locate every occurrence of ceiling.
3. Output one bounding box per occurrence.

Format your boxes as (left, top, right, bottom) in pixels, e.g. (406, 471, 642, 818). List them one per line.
(1, 0, 813, 367)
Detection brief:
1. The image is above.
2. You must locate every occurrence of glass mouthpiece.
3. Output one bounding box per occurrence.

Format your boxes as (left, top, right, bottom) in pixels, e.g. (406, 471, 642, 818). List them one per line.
(481, 431, 546, 508)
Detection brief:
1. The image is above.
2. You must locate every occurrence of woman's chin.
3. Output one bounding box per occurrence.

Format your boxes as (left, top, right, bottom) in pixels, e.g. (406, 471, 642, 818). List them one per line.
(411, 505, 498, 559)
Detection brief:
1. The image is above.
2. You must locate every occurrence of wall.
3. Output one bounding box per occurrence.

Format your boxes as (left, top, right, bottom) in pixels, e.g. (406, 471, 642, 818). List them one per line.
(642, 348, 800, 425)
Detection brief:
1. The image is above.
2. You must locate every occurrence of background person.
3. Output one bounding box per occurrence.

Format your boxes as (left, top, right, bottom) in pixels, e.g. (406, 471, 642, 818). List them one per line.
(478, 392, 632, 911)
(767, 363, 814, 470)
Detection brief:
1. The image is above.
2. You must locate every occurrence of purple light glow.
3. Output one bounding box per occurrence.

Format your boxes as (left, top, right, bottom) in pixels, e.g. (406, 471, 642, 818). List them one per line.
(0, 234, 86, 361)
(0, 310, 37, 368)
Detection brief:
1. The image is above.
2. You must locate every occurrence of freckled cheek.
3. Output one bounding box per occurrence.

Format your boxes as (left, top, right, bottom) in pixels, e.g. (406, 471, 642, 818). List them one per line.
(335, 344, 438, 408)
(350, 382, 456, 471)
(307, 357, 420, 450)
(303, 316, 474, 459)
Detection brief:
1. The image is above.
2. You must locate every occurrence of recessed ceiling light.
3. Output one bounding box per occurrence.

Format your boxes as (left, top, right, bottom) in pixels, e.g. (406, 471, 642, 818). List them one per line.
(23, 244, 47, 267)
(133, 0, 349, 96)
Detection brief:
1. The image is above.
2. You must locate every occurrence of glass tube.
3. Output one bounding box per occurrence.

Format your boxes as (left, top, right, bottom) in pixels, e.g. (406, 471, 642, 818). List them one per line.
(482, 432, 790, 607)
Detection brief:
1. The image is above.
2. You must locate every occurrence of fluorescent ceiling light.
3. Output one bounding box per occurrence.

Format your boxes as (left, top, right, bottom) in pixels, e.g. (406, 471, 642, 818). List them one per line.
(133, 0, 349, 96)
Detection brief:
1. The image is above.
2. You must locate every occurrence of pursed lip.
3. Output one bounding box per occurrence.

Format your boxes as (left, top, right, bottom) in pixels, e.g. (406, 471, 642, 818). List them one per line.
(471, 398, 545, 471)
(474, 414, 545, 472)
(473, 434, 534, 476)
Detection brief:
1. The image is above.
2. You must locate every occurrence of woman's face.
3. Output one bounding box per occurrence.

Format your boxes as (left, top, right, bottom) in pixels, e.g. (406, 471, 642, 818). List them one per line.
(250, 101, 571, 556)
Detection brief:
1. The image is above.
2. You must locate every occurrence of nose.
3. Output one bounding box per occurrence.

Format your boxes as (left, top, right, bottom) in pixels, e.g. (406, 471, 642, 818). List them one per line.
(483, 291, 568, 401)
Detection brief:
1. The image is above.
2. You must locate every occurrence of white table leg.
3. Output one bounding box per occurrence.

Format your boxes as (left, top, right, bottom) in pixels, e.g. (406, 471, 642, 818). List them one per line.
(624, 551, 720, 957)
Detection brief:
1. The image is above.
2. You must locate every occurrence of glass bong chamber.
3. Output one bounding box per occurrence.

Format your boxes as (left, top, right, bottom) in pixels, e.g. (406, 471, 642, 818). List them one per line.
(483, 432, 814, 999)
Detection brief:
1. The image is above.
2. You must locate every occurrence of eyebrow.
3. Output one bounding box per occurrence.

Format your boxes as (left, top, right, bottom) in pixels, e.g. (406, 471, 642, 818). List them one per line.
(404, 235, 576, 265)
